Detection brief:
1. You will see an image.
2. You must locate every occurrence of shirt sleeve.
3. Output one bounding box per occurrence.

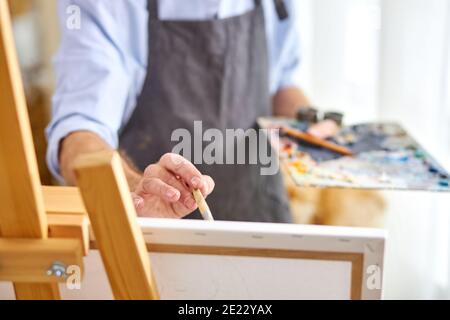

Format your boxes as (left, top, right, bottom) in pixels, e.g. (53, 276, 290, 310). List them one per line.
(46, 0, 147, 183)
(270, 0, 303, 91)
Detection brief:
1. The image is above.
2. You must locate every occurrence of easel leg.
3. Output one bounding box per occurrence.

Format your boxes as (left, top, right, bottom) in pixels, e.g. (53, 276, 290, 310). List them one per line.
(0, 0, 61, 300)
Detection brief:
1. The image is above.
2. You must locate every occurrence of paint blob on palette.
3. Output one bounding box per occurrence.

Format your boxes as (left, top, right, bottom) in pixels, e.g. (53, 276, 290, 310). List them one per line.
(258, 117, 450, 192)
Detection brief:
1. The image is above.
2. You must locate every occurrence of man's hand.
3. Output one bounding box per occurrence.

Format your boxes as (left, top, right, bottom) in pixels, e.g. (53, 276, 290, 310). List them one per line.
(307, 119, 339, 139)
(272, 87, 339, 139)
(131, 153, 215, 218)
(60, 132, 214, 219)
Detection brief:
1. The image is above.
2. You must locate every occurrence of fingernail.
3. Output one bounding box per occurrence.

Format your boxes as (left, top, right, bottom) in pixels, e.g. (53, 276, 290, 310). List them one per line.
(191, 177, 202, 188)
(185, 198, 197, 210)
(166, 189, 178, 199)
(133, 198, 143, 208)
(169, 153, 184, 166)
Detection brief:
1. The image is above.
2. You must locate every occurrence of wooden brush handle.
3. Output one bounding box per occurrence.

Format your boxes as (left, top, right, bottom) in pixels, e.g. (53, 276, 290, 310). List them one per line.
(281, 126, 353, 156)
(192, 189, 214, 221)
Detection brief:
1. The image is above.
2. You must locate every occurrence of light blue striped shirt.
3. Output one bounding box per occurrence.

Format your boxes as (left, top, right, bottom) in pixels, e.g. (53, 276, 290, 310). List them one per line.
(46, 0, 302, 181)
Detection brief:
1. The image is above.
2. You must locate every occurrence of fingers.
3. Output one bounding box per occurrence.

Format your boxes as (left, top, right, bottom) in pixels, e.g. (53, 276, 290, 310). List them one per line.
(202, 175, 215, 196)
(141, 164, 197, 210)
(307, 120, 339, 139)
(141, 177, 181, 202)
(135, 154, 216, 213)
(158, 153, 208, 195)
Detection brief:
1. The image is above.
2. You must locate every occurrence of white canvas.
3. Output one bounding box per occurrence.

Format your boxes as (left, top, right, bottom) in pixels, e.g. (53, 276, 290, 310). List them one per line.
(0, 219, 386, 300)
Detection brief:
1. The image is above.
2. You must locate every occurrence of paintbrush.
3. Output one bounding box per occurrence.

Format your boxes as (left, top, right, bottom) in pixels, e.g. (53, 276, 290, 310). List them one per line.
(192, 189, 214, 221)
(281, 126, 353, 156)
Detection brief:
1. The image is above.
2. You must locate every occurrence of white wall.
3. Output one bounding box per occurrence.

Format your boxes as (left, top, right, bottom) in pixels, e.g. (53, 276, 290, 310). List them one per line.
(297, 0, 381, 123)
(379, 0, 450, 300)
(296, 0, 450, 299)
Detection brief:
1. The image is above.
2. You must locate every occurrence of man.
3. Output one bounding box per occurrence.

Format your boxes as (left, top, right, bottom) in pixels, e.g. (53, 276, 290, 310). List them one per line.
(47, 0, 335, 221)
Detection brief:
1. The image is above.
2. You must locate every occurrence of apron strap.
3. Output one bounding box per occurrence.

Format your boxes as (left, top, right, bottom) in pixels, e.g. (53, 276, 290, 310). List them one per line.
(274, 0, 289, 20)
(148, 0, 159, 21)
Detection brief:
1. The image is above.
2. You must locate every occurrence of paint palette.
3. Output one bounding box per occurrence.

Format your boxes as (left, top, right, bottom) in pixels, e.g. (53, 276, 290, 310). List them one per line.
(258, 117, 450, 192)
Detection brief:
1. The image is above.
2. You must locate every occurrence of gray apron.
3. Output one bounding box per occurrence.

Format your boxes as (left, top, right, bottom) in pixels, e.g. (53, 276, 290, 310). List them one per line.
(119, 0, 291, 223)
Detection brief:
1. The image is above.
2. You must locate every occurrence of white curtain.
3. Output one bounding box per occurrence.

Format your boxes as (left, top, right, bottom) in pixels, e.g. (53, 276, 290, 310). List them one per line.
(296, 0, 450, 299)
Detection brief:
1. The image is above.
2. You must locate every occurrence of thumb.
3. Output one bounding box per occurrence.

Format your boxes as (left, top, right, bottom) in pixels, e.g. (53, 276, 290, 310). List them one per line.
(130, 192, 144, 211)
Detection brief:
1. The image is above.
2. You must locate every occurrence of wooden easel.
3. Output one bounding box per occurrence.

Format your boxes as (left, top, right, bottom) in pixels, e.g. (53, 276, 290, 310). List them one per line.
(0, 0, 158, 300)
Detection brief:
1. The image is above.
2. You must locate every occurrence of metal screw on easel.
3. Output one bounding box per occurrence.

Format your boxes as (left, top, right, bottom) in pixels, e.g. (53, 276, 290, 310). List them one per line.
(46, 262, 67, 278)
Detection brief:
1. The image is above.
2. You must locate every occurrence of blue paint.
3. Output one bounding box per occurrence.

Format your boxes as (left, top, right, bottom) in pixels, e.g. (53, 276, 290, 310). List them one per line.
(414, 150, 425, 159)
(438, 180, 449, 187)
(429, 166, 439, 174)
(386, 154, 409, 163)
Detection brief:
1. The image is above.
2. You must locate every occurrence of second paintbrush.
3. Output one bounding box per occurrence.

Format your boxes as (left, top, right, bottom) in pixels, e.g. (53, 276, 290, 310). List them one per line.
(281, 126, 353, 156)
